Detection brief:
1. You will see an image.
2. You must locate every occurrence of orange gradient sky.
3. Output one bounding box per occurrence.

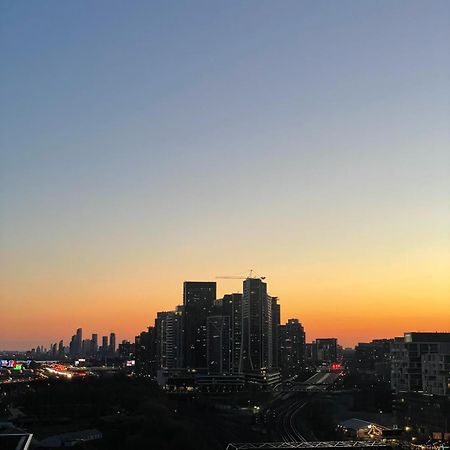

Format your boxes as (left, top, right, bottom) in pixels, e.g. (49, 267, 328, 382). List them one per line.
(1, 2, 449, 350)
(2, 227, 449, 349)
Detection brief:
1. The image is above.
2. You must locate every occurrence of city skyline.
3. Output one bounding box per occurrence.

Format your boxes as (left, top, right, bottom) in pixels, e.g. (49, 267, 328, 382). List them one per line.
(2, 276, 448, 351)
(1, 2, 449, 351)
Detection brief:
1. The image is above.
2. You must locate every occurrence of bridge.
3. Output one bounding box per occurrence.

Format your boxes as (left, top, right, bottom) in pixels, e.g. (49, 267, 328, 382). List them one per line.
(226, 441, 391, 449)
(276, 371, 342, 392)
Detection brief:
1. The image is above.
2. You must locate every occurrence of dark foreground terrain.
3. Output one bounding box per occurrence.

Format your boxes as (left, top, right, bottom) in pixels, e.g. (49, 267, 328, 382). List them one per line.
(2, 376, 272, 449)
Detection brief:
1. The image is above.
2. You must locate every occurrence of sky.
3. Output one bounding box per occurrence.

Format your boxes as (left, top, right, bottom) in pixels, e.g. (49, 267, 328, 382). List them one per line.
(1, 1, 449, 350)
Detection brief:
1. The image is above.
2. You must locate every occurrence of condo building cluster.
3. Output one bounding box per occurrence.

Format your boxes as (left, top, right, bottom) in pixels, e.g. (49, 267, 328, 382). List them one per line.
(7, 278, 449, 441)
(351, 332, 450, 439)
(28, 329, 130, 360)
(134, 278, 341, 388)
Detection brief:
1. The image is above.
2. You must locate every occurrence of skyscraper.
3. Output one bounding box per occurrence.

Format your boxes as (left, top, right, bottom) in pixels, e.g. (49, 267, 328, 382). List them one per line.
(101, 335, 108, 356)
(182, 281, 216, 370)
(82, 339, 91, 356)
(75, 328, 82, 357)
(240, 278, 273, 373)
(109, 332, 116, 355)
(91, 333, 98, 357)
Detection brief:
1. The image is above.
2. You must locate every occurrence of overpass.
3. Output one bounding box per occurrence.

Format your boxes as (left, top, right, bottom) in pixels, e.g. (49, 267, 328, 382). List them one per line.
(277, 371, 342, 392)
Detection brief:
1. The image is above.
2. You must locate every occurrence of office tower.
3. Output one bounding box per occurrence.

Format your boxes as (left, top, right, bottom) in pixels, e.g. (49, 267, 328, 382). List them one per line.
(221, 293, 243, 373)
(315, 338, 338, 363)
(156, 307, 183, 369)
(109, 332, 116, 355)
(182, 281, 216, 370)
(271, 297, 280, 369)
(279, 319, 305, 375)
(207, 315, 231, 374)
(91, 334, 98, 357)
(391, 332, 450, 394)
(240, 278, 273, 372)
(58, 340, 64, 358)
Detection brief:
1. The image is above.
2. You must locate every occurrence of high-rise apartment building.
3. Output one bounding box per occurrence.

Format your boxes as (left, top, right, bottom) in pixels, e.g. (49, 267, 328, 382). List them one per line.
(91, 334, 98, 357)
(109, 332, 116, 355)
(207, 315, 231, 374)
(101, 335, 108, 356)
(182, 281, 216, 370)
(135, 326, 157, 376)
(82, 339, 91, 356)
(58, 340, 64, 358)
(220, 293, 243, 373)
(271, 297, 280, 369)
(240, 278, 273, 372)
(156, 307, 183, 369)
(75, 328, 83, 356)
(279, 318, 305, 375)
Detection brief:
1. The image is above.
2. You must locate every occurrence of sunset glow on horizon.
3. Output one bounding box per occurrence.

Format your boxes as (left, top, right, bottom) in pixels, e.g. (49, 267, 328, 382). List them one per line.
(1, 1, 449, 351)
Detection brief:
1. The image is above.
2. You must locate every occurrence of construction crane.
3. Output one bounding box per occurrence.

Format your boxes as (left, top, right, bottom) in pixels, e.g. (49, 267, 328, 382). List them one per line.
(216, 269, 265, 280)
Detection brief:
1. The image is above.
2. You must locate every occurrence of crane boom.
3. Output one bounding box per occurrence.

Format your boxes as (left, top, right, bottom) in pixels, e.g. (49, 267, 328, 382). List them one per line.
(216, 270, 265, 280)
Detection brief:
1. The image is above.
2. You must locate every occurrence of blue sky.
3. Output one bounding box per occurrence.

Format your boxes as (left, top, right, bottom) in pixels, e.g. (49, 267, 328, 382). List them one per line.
(1, 1, 449, 348)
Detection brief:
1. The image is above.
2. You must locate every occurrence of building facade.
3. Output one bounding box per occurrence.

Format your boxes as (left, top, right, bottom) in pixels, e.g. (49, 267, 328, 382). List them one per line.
(391, 332, 450, 394)
(220, 293, 243, 373)
(156, 307, 183, 369)
(240, 278, 273, 373)
(182, 281, 216, 370)
(207, 315, 231, 374)
(279, 318, 306, 375)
